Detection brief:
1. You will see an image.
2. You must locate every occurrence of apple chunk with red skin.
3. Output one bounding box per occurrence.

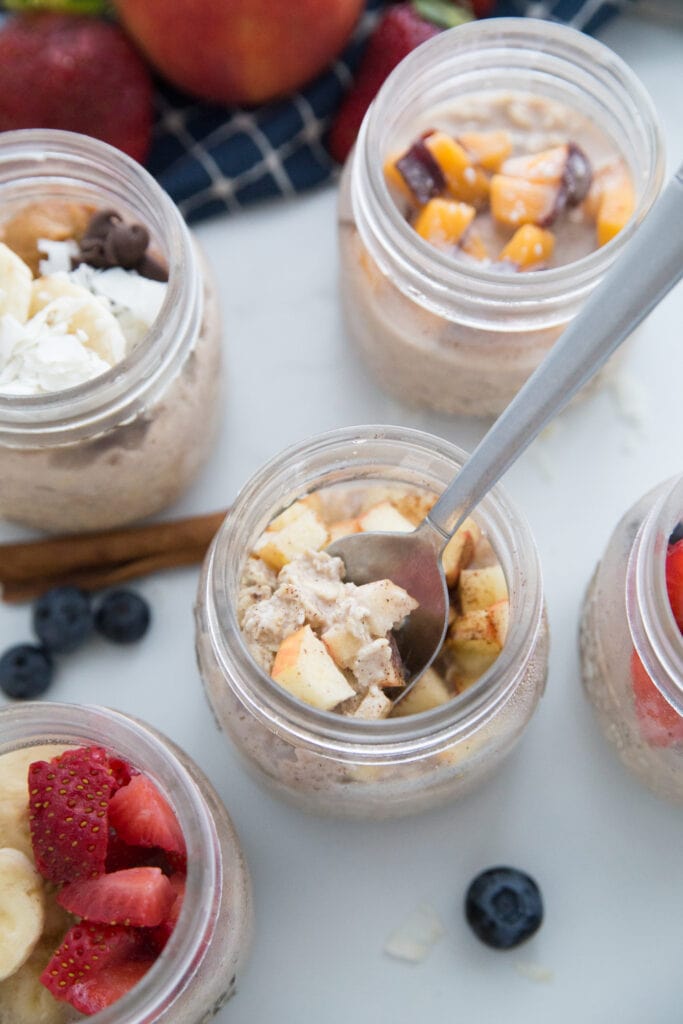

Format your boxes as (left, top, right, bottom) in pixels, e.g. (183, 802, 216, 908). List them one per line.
(113, 0, 364, 106)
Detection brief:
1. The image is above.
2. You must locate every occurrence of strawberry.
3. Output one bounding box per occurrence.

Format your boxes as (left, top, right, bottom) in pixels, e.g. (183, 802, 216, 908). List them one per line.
(149, 873, 186, 953)
(57, 745, 137, 792)
(666, 539, 683, 633)
(40, 921, 143, 1001)
(631, 649, 683, 747)
(57, 865, 177, 927)
(108, 774, 186, 856)
(28, 747, 115, 883)
(69, 958, 156, 1014)
(0, 14, 154, 163)
(327, 4, 440, 163)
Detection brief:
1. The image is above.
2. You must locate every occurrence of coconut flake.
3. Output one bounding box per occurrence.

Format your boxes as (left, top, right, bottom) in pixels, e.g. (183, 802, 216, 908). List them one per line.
(383, 903, 445, 963)
(38, 238, 79, 276)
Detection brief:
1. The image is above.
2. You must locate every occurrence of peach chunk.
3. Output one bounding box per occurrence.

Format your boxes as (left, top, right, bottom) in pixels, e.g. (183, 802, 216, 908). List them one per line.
(460, 229, 489, 261)
(383, 154, 414, 202)
(501, 145, 569, 184)
(424, 132, 490, 207)
(490, 174, 558, 228)
(458, 130, 513, 172)
(596, 168, 635, 247)
(414, 198, 476, 248)
(499, 224, 555, 270)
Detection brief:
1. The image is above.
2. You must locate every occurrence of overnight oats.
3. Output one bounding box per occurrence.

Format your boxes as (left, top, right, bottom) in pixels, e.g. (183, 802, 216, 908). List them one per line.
(580, 475, 683, 802)
(338, 19, 664, 416)
(0, 702, 252, 1022)
(195, 426, 549, 819)
(0, 130, 222, 533)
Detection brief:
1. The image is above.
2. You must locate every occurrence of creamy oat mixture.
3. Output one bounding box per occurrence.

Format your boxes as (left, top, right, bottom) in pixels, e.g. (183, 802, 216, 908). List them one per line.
(238, 485, 510, 719)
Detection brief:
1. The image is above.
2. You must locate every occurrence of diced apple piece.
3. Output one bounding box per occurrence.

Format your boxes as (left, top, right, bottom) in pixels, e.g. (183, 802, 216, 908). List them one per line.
(322, 622, 363, 670)
(458, 130, 513, 172)
(499, 224, 555, 270)
(327, 518, 361, 544)
(460, 229, 489, 261)
(393, 491, 437, 525)
(414, 198, 476, 248)
(253, 501, 328, 571)
(346, 687, 393, 720)
(424, 132, 490, 207)
(391, 667, 452, 717)
(357, 501, 414, 534)
(441, 517, 481, 587)
(459, 564, 508, 613)
(354, 579, 418, 636)
(271, 625, 355, 711)
(448, 609, 502, 679)
(490, 174, 558, 228)
(489, 598, 510, 646)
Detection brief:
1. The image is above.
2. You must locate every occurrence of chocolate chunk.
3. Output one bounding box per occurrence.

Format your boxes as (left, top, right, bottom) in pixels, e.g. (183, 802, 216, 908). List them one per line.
(137, 254, 169, 282)
(564, 143, 592, 207)
(83, 208, 122, 241)
(396, 140, 445, 205)
(73, 237, 111, 270)
(105, 223, 149, 269)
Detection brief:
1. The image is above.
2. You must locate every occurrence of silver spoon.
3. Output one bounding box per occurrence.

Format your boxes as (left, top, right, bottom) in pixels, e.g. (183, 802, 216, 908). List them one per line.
(328, 163, 683, 693)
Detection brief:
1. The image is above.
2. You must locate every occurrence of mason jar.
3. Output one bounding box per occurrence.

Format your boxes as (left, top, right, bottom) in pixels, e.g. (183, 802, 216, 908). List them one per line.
(580, 475, 683, 802)
(0, 130, 222, 533)
(338, 19, 664, 417)
(195, 425, 549, 819)
(0, 701, 252, 1024)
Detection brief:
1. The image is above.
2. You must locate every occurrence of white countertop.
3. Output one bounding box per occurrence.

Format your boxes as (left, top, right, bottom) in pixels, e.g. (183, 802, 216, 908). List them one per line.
(2, 12, 683, 1023)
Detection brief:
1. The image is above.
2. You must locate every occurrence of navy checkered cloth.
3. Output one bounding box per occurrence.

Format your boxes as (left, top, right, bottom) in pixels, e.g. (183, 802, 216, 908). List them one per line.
(148, 0, 630, 223)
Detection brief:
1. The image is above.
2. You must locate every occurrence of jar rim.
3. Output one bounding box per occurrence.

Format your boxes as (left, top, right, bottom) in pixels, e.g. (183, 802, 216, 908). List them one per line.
(203, 424, 545, 760)
(0, 130, 202, 444)
(627, 475, 683, 716)
(0, 701, 222, 1022)
(353, 18, 665, 330)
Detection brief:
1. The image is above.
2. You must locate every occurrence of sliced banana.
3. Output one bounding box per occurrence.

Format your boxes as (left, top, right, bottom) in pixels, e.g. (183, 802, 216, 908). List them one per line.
(0, 848, 46, 982)
(0, 242, 32, 323)
(30, 274, 127, 364)
(0, 938, 71, 1024)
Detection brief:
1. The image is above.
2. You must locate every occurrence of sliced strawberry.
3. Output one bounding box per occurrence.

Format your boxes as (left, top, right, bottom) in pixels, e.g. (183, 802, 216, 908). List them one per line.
(149, 873, 186, 953)
(631, 649, 683, 747)
(29, 748, 115, 883)
(108, 774, 185, 856)
(56, 745, 137, 792)
(57, 866, 176, 927)
(666, 539, 683, 633)
(68, 959, 155, 1014)
(40, 922, 142, 1000)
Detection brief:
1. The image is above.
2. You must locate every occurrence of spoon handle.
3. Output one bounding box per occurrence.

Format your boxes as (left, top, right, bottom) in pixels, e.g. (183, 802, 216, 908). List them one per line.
(426, 163, 683, 541)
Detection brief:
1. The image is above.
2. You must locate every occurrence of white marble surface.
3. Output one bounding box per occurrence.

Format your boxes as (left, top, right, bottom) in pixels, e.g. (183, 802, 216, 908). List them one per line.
(1, 13, 683, 1023)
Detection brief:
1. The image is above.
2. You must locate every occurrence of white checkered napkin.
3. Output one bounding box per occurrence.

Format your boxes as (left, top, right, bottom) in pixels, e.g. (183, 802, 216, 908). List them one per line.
(147, 0, 629, 224)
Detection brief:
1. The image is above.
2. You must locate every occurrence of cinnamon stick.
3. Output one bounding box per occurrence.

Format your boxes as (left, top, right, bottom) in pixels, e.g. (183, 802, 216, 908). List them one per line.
(0, 511, 228, 603)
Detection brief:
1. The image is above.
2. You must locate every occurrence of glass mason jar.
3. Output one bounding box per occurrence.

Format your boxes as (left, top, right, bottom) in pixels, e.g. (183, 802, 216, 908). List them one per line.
(580, 475, 683, 802)
(338, 19, 664, 417)
(0, 130, 222, 533)
(0, 700, 253, 1023)
(195, 425, 549, 819)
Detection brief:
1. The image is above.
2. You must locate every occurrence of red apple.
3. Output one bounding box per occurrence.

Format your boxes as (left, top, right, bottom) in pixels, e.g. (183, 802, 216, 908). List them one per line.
(113, 0, 365, 106)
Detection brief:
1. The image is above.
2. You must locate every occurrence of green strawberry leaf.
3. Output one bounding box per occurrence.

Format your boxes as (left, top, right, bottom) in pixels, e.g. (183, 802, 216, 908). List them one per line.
(412, 0, 473, 28)
(1, 0, 110, 12)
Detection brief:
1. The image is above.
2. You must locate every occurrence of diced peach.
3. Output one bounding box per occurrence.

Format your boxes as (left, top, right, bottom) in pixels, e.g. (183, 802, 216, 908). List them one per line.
(460, 229, 489, 261)
(383, 154, 414, 201)
(490, 174, 557, 228)
(424, 132, 490, 206)
(458, 130, 513, 172)
(413, 198, 476, 247)
(596, 169, 635, 247)
(501, 145, 568, 184)
(499, 224, 555, 270)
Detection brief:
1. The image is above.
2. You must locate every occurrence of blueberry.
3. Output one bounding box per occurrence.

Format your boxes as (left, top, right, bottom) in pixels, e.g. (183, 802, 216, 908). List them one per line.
(94, 590, 151, 644)
(32, 586, 93, 654)
(465, 866, 543, 950)
(0, 644, 54, 699)
(669, 521, 683, 546)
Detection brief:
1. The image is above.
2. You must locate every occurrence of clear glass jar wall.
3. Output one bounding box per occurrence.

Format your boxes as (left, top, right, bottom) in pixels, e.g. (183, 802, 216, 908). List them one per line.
(195, 426, 549, 819)
(338, 19, 664, 416)
(0, 130, 222, 533)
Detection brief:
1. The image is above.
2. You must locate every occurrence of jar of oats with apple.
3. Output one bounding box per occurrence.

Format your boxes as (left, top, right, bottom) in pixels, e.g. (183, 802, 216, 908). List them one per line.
(0, 130, 222, 532)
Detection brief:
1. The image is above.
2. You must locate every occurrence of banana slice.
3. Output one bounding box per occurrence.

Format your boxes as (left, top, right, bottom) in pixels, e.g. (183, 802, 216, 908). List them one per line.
(0, 939, 71, 1024)
(30, 274, 127, 364)
(0, 848, 45, 982)
(0, 242, 32, 323)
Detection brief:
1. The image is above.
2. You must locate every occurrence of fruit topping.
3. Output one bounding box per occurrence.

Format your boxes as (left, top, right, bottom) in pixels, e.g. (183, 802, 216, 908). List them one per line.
(28, 748, 115, 884)
(459, 228, 489, 261)
(149, 873, 185, 953)
(413, 198, 476, 248)
(423, 132, 490, 207)
(489, 174, 558, 229)
(108, 775, 186, 856)
(666, 538, 683, 633)
(94, 590, 151, 644)
(465, 866, 543, 949)
(272, 624, 356, 711)
(0, 201, 94, 277)
(631, 649, 683, 747)
(500, 142, 591, 208)
(588, 161, 636, 247)
(0, 644, 54, 700)
(498, 224, 555, 270)
(32, 586, 93, 655)
(57, 866, 176, 928)
(74, 209, 168, 283)
(457, 130, 513, 172)
(0, 847, 46, 982)
(395, 139, 446, 206)
(39, 921, 146, 1004)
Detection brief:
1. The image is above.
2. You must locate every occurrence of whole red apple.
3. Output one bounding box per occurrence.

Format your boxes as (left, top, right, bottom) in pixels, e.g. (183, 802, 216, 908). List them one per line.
(113, 0, 365, 106)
